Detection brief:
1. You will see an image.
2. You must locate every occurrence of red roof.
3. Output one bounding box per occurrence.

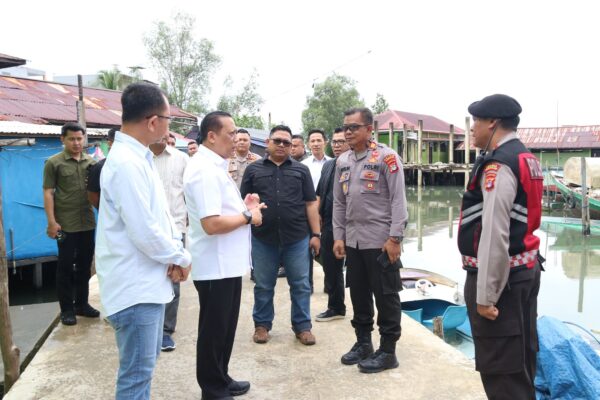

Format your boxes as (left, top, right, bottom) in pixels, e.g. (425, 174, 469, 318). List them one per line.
(456, 125, 600, 150)
(374, 110, 464, 135)
(0, 76, 196, 127)
(517, 126, 600, 149)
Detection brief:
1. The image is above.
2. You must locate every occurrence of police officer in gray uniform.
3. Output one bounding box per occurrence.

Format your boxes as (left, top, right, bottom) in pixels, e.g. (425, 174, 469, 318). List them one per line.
(333, 107, 408, 373)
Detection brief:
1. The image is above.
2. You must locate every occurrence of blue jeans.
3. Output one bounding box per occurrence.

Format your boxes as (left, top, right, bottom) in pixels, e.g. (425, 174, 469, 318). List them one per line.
(252, 236, 312, 333)
(107, 303, 165, 400)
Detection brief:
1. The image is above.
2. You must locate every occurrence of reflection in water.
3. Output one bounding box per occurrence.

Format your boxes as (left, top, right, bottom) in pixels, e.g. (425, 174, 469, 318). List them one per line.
(402, 186, 600, 332)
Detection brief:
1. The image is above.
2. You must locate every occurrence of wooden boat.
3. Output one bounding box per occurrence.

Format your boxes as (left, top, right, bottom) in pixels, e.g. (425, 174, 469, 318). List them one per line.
(549, 171, 600, 213)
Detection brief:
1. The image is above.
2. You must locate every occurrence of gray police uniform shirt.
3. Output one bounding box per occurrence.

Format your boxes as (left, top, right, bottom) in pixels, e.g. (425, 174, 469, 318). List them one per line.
(333, 141, 408, 249)
(476, 133, 519, 306)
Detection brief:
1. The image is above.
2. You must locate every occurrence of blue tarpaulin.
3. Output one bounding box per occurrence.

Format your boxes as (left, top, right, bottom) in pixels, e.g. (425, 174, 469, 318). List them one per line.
(535, 316, 600, 400)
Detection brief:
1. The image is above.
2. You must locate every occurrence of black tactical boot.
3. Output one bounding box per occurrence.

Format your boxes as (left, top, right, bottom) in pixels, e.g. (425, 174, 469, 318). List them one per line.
(341, 336, 374, 365)
(357, 349, 399, 373)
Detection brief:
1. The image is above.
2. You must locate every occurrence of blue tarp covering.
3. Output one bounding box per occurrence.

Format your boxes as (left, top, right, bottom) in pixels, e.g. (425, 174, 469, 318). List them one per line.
(535, 316, 600, 400)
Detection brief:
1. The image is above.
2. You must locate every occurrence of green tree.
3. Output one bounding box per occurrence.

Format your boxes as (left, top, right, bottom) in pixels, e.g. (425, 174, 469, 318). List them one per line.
(372, 93, 389, 114)
(144, 12, 221, 114)
(96, 66, 123, 90)
(217, 70, 265, 129)
(301, 74, 364, 137)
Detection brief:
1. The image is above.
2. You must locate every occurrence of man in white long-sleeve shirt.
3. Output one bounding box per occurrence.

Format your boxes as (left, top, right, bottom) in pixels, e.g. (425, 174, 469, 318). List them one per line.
(96, 82, 191, 400)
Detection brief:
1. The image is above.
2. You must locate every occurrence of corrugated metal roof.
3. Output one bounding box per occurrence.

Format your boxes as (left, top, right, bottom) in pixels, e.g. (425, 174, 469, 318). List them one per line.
(455, 125, 600, 150)
(0, 53, 26, 69)
(0, 120, 106, 136)
(518, 126, 600, 149)
(0, 76, 196, 126)
(374, 110, 465, 135)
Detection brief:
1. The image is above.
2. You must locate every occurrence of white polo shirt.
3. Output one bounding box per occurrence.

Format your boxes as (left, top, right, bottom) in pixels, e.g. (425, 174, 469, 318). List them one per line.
(184, 145, 251, 281)
(96, 132, 191, 317)
(302, 154, 332, 190)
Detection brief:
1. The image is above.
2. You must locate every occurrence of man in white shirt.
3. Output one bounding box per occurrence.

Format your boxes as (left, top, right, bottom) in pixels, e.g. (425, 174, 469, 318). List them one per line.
(184, 111, 265, 400)
(149, 132, 189, 352)
(302, 129, 332, 189)
(301, 129, 331, 291)
(96, 82, 191, 400)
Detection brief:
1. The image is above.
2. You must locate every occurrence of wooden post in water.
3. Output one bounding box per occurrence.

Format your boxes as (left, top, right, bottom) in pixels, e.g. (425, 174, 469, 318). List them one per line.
(417, 120, 423, 188)
(388, 122, 394, 151)
(578, 239, 588, 313)
(433, 317, 444, 339)
(449, 124, 454, 164)
(464, 117, 471, 189)
(402, 123, 408, 162)
(0, 179, 20, 393)
(373, 120, 379, 143)
(581, 157, 591, 235)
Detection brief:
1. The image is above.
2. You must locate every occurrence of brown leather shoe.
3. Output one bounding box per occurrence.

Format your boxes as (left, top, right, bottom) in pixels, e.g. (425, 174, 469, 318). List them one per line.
(253, 326, 270, 344)
(295, 330, 316, 345)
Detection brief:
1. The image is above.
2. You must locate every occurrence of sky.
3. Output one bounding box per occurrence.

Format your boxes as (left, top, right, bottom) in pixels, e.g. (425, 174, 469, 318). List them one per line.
(2, 0, 599, 133)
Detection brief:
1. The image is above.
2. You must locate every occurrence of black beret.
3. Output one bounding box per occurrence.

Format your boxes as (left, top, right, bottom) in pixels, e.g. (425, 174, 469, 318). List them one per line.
(468, 94, 522, 119)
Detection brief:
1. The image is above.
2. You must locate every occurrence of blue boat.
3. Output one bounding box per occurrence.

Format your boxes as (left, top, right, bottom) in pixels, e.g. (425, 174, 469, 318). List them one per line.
(400, 268, 471, 338)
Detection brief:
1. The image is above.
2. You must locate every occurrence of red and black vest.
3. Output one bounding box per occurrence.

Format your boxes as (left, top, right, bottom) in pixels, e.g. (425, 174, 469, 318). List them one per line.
(458, 138, 543, 272)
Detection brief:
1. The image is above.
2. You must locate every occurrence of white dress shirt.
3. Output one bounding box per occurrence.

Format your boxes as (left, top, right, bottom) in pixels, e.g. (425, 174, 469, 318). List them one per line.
(153, 145, 189, 232)
(96, 132, 192, 317)
(302, 154, 332, 190)
(184, 145, 251, 281)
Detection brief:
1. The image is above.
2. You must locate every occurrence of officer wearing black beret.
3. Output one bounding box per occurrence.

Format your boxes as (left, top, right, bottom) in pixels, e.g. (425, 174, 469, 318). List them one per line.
(458, 94, 543, 399)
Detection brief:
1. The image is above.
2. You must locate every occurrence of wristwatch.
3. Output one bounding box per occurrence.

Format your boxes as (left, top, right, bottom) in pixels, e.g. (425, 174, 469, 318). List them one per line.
(388, 236, 403, 244)
(243, 210, 253, 225)
(311, 232, 321, 239)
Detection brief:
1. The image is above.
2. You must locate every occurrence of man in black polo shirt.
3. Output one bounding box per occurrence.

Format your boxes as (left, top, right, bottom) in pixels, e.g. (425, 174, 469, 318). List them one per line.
(241, 125, 321, 346)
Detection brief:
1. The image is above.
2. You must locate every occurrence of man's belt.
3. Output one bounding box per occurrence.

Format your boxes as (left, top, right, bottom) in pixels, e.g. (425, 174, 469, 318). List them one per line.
(462, 249, 539, 268)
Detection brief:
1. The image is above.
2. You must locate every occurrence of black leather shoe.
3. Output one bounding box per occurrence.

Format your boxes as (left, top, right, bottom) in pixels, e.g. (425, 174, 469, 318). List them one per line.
(228, 380, 250, 396)
(60, 310, 77, 326)
(341, 341, 374, 365)
(358, 349, 399, 373)
(75, 304, 100, 318)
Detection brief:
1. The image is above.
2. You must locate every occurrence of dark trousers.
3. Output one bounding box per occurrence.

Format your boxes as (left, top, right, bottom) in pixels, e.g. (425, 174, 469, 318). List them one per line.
(345, 246, 401, 352)
(194, 277, 242, 400)
(321, 230, 345, 314)
(164, 235, 184, 335)
(56, 229, 95, 312)
(465, 265, 541, 400)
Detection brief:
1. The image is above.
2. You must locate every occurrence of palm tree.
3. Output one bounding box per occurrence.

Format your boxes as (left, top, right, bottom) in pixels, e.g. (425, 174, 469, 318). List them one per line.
(96, 67, 123, 90)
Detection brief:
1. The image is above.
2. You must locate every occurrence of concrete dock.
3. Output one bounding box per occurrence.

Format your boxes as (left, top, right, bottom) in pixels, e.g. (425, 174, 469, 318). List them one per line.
(5, 266, 486, 400)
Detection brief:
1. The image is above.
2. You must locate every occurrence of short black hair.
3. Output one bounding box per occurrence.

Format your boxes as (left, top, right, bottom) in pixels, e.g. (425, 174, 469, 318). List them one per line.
(61, 122, 85, 137)
(237, 128, 251, 138)
(107, 128, 117, 141)
(292, 134, 304, 142)
(334, 127, 344, 134)
(199, 111, 232, 144)
(269, 125, 292, 138)
(344, 107, 373, 125)
(307, 129, 326, 141)
(187, 140, 197, 146)
(121, 82, 167, 123)
(498, 116, 520, 131)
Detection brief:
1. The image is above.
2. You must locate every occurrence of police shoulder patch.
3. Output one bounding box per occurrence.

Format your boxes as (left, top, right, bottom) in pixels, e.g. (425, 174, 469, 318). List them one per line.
(484, 162, 500, 192)
(383, 154, 399, 174)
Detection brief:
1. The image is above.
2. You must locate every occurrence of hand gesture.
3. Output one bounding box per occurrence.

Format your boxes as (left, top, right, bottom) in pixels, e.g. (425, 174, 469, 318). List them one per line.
(244, 193, 261, 210)
(250, 203, 267, 226)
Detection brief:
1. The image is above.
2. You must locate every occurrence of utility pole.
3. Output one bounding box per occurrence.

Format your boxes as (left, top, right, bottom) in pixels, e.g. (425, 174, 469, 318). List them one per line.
(0, 178, 20, 393)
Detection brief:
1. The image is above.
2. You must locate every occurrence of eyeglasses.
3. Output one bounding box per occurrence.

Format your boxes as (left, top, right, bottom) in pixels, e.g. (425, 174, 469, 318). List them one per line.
(332, 140, 347, 146)
(146, 115, 173, 121)
(271, 138, 292, 147)
(342, 124, 368, 133)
